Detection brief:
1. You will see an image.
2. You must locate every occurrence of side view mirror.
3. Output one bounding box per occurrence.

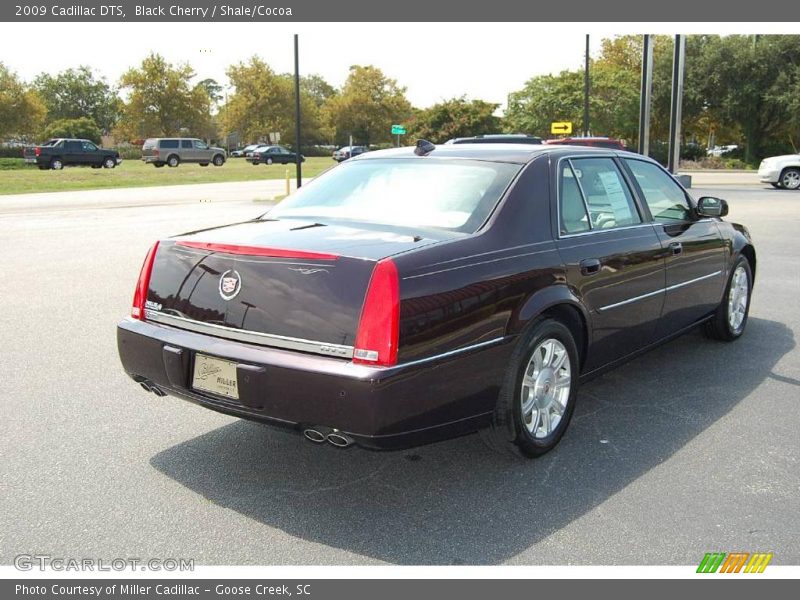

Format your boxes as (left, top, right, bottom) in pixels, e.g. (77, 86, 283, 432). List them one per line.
(696, 196, 729, 218)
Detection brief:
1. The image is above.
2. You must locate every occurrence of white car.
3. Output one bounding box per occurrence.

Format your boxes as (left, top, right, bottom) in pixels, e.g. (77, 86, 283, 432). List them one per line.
(758, 154, 800, 190)
(707, 144, 738, 157)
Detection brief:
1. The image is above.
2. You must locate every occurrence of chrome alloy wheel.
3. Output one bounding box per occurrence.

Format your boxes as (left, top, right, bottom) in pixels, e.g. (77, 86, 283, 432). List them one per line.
(728, 264, 749, 331)
(781, 169, 800, 190)
(520, 338, 571, 439)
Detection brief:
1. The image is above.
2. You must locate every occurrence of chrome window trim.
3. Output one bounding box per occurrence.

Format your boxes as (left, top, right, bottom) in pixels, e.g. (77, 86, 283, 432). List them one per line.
(597, 270, 722, 312)
(144, 310, 354, 359)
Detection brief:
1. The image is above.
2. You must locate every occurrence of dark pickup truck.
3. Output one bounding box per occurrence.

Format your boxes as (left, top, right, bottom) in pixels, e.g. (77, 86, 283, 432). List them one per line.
(24, 138, 121, 170)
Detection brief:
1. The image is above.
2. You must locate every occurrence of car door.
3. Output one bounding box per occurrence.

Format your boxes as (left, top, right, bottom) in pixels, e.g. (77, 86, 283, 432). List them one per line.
(554, 156, 666, 372)
(193, 139, 211, 162)
(64, 140, 84, 165)
(621, 158, 727, 338)
(180, 139, 196, 162)
(81, 140, 101, 165)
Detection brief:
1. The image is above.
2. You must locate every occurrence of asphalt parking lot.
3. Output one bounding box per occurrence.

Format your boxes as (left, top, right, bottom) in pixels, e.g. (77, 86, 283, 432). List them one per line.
(0, 182, 798, 566)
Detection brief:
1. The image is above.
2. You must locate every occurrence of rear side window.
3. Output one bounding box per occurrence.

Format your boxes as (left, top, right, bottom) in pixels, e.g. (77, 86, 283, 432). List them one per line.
(65, 141, 82, 151)
(181, 140, 193, 149)
(161, 140, 179, 149)
(564, 157, 642, 231)
(624, 159, 691, 223)
(559, 162, 590, 234)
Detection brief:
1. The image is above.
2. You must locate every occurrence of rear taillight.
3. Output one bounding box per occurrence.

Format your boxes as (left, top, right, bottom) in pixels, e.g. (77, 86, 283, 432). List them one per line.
(35, 147, 41, 157)
(353, 258, 400, 367)
(131, 241, 160, 320)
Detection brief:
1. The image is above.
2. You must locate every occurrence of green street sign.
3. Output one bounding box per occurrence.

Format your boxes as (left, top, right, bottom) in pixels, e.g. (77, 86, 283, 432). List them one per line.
(391, 125, 407, 135)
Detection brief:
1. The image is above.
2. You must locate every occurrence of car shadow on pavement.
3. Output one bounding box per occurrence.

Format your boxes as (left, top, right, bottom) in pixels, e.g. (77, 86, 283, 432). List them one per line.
(150, 317, 794, 565)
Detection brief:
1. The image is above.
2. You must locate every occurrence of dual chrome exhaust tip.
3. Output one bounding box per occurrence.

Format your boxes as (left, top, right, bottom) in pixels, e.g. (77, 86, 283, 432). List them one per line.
(303, 427, 354, 448)
(139, 380, 167, 397)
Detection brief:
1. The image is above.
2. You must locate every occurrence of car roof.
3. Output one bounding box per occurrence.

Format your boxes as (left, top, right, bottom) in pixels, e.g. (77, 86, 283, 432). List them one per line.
(352, 143, 644, 165)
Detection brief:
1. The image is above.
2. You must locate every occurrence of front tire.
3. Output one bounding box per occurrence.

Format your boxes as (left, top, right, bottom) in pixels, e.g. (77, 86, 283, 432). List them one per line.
(780, 168, 800, 190)
(266, 157, 273, 165)
(212, 154, 225, 166)
(482, 319, 579, 458)
(703, 256, 753, 341)
(103, 157, 116, 169)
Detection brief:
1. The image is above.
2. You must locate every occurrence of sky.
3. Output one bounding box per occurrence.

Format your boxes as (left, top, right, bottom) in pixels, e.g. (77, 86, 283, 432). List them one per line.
(1, 23, 793, 111)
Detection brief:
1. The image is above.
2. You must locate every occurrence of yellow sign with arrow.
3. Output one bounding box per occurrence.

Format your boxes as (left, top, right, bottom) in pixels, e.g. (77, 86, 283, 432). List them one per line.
(551, 122, 573, 135)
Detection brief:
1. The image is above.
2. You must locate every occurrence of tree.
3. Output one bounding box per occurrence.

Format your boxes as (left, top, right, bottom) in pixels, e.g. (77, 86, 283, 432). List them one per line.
(43, 117, 102, 143)
(323, 65, 412, 145)
(695, 35, 800, 162)
(0, 62, 46, 141)
(301, 74, 336, 108)
(220, 57, 323, 147)
(405, 97, 501, 143)
(33, 66, 120, 133)
(114, 53, 211, 141)
(196, 78, 224, 105)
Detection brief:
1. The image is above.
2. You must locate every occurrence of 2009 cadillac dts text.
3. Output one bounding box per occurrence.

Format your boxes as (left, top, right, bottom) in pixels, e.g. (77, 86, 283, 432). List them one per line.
(117, 142, 756, 457)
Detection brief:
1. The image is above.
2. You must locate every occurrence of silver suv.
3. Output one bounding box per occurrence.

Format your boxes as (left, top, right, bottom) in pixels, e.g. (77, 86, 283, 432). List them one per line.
(142, 138, 226, 168)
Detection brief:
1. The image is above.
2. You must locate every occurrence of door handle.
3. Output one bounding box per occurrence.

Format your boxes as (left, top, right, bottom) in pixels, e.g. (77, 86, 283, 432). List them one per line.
(580, 258, 602, 276)
(669, 242, 683, 256)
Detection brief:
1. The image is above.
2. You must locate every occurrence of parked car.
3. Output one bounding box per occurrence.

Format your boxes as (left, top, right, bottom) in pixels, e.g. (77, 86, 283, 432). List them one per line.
(333, 145, 369, 161)
(141, 138, 226, 168)
(23, 138, 121, 170)
(246, 145, 304, 165)
(444, 134, 543, 145)
(244, 144, 271, 158)
(707, 144, 739, 158)
(118, 142, 755, 457)
(230, 144, 261, 158)
(545, 137, 626, 150)
(758, 153, 800, 189)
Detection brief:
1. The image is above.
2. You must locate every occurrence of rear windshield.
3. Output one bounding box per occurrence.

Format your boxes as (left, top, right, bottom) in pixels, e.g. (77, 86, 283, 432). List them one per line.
(266, 158, 521, 232)
(142, 139, 157, 149)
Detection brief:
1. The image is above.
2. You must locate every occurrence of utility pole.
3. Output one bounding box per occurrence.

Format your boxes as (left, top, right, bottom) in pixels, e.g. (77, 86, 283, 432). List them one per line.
(667, 34, 686, 174)
(638, 34, 653, 156)
(293, 34, 302, 188)
(583, 34, 590, 137)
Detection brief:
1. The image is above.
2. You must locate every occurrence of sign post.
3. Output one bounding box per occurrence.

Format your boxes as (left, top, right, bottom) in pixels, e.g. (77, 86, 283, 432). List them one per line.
(391, 124, 406, 147)
(550, 122, 573, 135)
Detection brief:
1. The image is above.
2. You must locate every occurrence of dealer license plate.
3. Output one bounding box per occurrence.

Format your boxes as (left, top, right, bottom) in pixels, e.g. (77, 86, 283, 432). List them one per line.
(192, 354, 239, 400)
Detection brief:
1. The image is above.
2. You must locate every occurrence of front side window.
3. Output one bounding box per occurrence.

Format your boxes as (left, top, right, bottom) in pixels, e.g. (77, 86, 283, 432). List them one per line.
(193, 140, 208, 150)
(81, 141, 97, 151)
(568, 157, 641, 230)
(624, 159, 692, 223)
(267, 158, 521, 232)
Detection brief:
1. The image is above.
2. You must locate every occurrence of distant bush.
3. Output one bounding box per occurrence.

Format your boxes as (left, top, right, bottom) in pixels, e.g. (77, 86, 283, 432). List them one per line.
(680, 157, 752, 170)
(0, 158, 27, 170)
(43, 117, 103, 144)
(0, 146, 26, 158)
(114, 145, 143, 160)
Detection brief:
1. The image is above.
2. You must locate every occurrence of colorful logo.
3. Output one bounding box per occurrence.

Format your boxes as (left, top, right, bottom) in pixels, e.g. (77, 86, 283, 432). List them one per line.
(697, 552, 773, 573)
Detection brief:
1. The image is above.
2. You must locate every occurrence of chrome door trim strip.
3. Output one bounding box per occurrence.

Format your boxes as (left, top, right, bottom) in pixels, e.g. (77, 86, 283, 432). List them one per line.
(597, 288, 665, 312)
(144, 310, 355, 359)
(665, 269, 722, 292)
(597, 270, 723, 312)
(395, 337, 506, 368)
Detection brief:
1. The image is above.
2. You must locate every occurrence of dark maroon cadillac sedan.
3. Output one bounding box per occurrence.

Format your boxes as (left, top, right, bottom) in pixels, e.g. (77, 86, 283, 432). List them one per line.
(117, 141, 755, 457)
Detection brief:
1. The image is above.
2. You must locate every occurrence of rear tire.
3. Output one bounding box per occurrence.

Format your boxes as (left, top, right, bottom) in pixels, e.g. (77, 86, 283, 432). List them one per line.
(153, 162, 165, 168)
(780, 167, 800, 190)
(481, 319, 579, 459)
(50, 158, 64, 170)
(703, 255, 753, 341)
(199, 163, 209, 167)
(167, 155, 180, 168)
(212, 154, 225, 166)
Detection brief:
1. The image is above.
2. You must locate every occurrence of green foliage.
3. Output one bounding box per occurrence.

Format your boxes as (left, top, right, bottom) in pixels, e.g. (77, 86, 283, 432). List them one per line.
(0, 157, 26, 169)
(33, 66, 120, 133)
(405, 97, 501, 143)
(220, 57, 324, 147)
(322, 65, 413, 145)
(0, 62, 47, 141)
(115, 53, 212, 142)
(43, 117, 103, 144)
